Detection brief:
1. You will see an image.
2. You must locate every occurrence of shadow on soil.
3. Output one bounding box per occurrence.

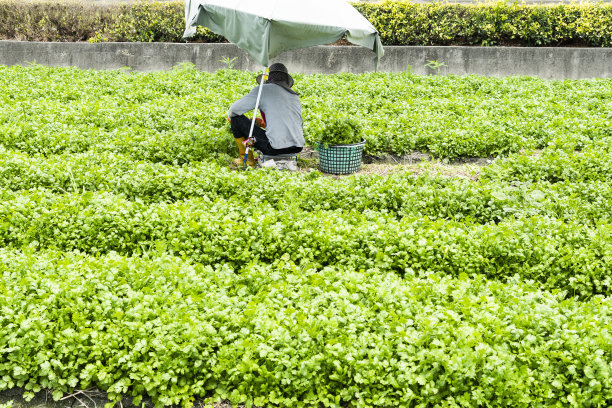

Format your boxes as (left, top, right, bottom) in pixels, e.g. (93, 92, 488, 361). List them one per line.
(0, 388, 238, 408)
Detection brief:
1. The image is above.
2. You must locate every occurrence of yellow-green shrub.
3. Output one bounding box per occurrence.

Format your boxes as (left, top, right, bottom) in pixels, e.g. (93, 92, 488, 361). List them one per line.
(353, 1, 612, 47)
(105, 1, 222, 43)
(0, 0, 113, 42)
(0, 0, 221, 43)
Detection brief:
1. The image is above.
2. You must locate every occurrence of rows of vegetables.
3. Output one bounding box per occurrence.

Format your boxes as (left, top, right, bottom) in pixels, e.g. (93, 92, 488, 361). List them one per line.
(1, 65, 612, 407)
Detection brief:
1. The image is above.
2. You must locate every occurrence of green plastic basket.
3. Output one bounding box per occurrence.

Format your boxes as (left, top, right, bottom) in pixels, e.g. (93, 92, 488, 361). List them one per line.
(317, 140, 366, 175)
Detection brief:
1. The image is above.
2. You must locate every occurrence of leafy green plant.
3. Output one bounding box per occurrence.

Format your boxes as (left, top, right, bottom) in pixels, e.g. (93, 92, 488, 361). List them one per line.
(2, 249, 612, 407)
(425, 59, 446, 75)
(219, 56, 237, 70)
(2, 65, 611, 160)
(1, 185, 612, 297)
(482, 145, 612, 183)
(4, 148, 612, 229)
(313, 117, 362, 146)
(3, 65, 612, 407)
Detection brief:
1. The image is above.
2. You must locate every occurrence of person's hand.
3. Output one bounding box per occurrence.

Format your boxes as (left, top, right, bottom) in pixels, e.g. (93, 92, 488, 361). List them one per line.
(255, 117, 266, 128)
(226, 116, 231, 123)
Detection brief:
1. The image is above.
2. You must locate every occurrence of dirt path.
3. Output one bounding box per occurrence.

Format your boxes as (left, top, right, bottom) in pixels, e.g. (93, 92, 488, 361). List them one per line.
(297, 146, 490, 179)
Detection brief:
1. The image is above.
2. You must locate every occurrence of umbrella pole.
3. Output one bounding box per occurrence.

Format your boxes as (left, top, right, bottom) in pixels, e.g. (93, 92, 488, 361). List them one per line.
(244, 67, 269, 167)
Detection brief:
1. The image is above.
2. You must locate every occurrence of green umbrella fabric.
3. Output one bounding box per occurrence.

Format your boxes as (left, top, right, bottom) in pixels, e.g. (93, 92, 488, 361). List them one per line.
(183, 0, 384, 69)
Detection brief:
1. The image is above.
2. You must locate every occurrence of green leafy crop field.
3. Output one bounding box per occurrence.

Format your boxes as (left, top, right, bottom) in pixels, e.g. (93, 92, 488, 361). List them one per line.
(1, 65, 612, 407)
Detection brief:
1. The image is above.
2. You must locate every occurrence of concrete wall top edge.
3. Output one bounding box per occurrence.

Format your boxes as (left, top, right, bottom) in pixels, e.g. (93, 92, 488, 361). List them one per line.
(1, 40, 611, 79)
(2, 40, 611, 51)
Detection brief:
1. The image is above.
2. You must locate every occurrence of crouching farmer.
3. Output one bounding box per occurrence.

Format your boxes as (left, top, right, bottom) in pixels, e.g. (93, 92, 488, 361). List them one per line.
(227, 63, 304, 166)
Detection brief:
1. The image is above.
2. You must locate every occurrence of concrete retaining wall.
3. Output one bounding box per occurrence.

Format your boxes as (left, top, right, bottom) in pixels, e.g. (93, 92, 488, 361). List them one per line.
(1, 41, 611, 79)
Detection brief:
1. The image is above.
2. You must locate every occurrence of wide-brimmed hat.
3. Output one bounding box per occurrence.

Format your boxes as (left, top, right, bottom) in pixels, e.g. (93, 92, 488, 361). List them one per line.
(256, 63, 297, 95)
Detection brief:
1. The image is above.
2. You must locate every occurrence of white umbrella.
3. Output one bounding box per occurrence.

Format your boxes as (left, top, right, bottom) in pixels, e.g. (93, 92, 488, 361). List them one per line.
(183, 0, 384, 164)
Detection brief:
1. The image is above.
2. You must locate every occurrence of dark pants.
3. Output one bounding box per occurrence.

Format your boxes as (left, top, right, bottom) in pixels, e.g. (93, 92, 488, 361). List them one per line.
(230, 115, 302, 156)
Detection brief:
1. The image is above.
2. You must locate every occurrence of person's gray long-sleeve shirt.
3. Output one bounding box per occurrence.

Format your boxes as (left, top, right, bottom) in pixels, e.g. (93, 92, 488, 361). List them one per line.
(228, 83, 304, 149)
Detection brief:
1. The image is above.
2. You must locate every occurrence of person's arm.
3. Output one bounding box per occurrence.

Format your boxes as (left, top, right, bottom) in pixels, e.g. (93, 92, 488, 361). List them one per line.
(227, 87, 259, 118)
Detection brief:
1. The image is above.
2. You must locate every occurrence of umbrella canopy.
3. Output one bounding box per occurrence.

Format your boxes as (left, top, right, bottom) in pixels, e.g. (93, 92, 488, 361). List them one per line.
(183, 0, 384, 68)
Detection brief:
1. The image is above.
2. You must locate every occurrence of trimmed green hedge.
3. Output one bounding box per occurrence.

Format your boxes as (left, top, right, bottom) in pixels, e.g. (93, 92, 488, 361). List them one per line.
(0, 0, 611, 46)
(354, 1, 612, 47)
